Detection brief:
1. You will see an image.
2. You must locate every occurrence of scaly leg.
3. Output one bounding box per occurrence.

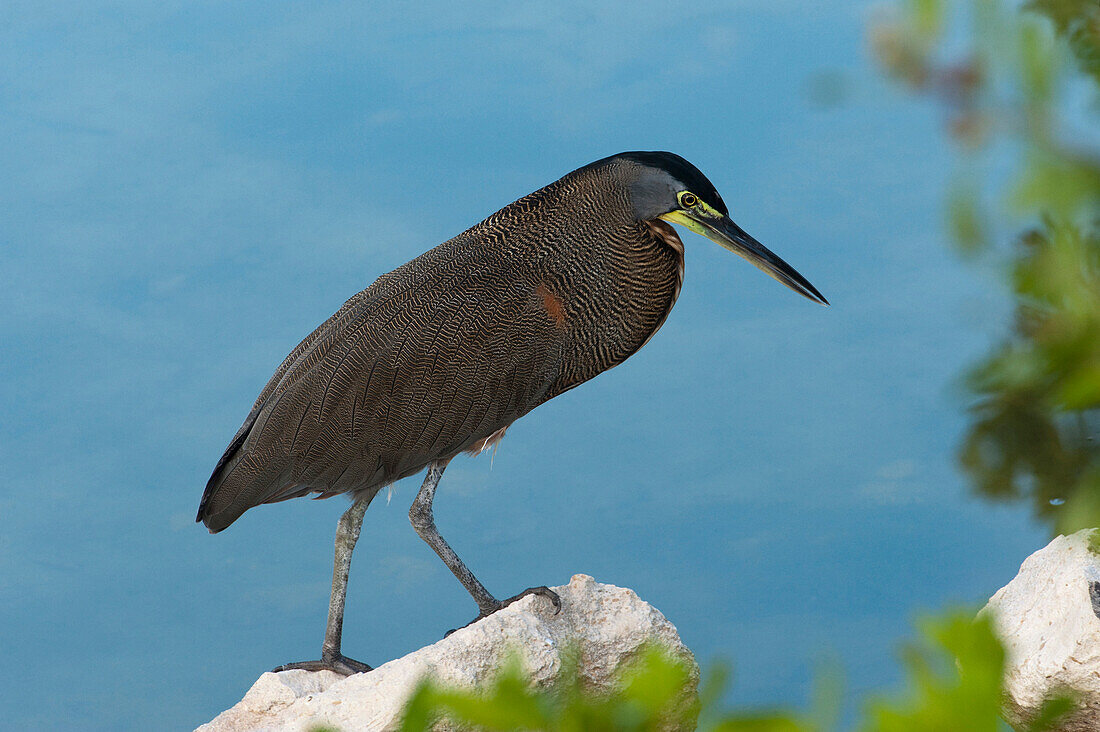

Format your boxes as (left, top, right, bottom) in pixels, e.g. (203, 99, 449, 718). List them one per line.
(275, 492, 374, 675)
(408, 459, 560, 627)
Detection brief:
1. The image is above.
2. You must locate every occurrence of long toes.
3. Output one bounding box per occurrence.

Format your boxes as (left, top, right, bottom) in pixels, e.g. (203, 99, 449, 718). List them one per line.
(273, 655, 372, 676)
(504, 586, 562, 614)
(444, 586, 563, 639)
(329, 655, 372, 675)
(273, 660, 330, 673)
(444, 609, 494, 638)
(443, 621, 475, 638)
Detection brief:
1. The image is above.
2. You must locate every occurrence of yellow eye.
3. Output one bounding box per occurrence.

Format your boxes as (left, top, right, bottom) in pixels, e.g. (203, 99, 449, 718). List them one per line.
(679, 192, 698, 208)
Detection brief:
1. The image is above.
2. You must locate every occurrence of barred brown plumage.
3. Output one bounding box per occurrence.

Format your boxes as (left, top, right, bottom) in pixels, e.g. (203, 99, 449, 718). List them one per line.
(198, 151, 827, 675)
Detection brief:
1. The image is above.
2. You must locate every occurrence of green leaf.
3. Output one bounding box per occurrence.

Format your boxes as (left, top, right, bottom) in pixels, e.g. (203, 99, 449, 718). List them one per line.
(1026, 692, 1079, 731)
(1011, 155, 1100, 218)
(1025, 0, 1100, 84)
(859, 612, 1006, 731)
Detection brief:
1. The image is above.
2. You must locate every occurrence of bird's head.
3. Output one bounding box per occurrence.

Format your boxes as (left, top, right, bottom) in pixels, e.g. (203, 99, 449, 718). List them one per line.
(603, 151, 828, 306)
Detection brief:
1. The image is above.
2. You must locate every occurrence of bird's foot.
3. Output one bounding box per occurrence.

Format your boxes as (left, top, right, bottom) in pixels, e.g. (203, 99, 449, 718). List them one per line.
(445, 586, 562, 637)
(500, 585, 562, 614)
(273, 653, 372, 676)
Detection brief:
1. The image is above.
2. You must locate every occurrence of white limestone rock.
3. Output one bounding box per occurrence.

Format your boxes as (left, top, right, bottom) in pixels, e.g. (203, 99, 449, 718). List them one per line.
(982, 530, 1100, 731)
(197, 574, 695, 732)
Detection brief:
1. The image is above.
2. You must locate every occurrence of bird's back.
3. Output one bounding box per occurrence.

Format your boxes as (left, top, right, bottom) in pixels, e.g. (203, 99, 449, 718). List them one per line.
(198, 165, 683, 532)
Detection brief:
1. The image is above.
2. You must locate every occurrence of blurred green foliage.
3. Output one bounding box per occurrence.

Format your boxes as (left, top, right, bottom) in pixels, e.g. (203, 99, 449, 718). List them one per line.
(858, 613, 1073, 731)
(872, 0, 1100, 534)
(394, 614, 1070, 730)
(398, 645, 705, 731)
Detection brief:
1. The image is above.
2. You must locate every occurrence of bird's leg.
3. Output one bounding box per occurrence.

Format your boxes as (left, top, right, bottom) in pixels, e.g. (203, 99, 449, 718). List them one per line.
(274, 493, 374, 675)
(409, 459, 561, 629)
(409, 459, 498, 615)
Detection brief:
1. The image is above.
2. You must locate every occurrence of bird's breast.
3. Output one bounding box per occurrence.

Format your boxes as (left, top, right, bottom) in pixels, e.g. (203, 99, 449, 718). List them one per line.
(540, 220, 684, 399)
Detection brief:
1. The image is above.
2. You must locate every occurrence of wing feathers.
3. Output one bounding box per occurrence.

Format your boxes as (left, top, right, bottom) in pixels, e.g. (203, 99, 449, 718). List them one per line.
(198, 237, 566, 532)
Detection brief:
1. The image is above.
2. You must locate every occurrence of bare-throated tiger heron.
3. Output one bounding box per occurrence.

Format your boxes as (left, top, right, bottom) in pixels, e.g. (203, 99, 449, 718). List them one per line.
(198, 151, 827, 674)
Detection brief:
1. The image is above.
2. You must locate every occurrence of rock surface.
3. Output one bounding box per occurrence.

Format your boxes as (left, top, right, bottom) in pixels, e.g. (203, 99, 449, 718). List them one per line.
(198, 574, 695, 731)
(982, 530, 1100, 731)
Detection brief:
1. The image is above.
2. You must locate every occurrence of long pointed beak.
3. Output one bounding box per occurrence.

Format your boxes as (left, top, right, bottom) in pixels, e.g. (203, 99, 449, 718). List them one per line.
(660, 210, 829, 306)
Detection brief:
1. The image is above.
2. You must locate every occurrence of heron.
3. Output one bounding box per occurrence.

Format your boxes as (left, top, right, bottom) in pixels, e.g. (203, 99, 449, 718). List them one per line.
(198, 151, 827, 675)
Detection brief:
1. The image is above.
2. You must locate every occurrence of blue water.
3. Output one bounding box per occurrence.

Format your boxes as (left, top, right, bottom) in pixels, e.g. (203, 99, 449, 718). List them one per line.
(0, 2, 1047, 729)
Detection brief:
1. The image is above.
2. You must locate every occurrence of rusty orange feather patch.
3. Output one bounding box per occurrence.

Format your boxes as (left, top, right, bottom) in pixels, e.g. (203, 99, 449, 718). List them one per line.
(536, 283, 566, 327)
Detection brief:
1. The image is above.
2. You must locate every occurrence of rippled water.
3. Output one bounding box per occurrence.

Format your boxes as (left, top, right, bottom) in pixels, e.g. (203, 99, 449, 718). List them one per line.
(0, 2, 1048, 728)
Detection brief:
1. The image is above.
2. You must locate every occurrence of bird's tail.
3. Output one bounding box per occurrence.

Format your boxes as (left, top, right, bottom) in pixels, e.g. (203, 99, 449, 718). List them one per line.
(198, 425, 321, 532)
(196, 426, 268, 533)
